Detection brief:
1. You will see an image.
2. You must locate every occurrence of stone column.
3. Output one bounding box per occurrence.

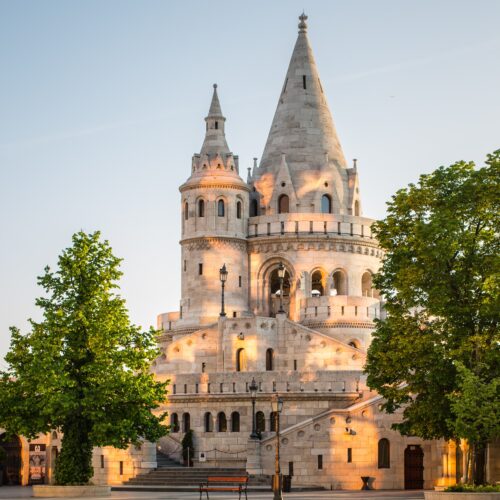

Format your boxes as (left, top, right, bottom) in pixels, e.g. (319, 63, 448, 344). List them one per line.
(246, 438, 263, 475)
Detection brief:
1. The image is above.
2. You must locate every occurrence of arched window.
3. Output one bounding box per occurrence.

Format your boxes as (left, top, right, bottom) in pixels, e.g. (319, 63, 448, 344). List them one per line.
(321, 194, 332, 214)
(378, 438, 390, 468)
(198, 199, 205, 217)
(266, 348, 274, 371)
(362, 271, 379, 298)
(184, 202, 189, 220)
(217, 412, 227, 432)
(182, 413, 191, 433)
(236, 201, 242, 219)
(204, 412, 213, 432)
(270, 411, 278, 432)
(256, 411, 265, 433)
(231, 412, 240, 432)
(354, 200, 360, 216)
(332, 270, 347, 295)
(218, 199, 225, 217)
(171, 413, 179, 433)
(52, 431, 58, 440)
(236, 348, 246, 372)
(278, 194, 289, 214)
(311, 270, 325, 296)
(250, 199, 258, 217)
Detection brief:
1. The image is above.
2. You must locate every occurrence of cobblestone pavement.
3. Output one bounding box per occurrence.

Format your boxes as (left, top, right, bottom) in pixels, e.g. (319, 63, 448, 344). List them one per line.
(0, 486, 425, 499)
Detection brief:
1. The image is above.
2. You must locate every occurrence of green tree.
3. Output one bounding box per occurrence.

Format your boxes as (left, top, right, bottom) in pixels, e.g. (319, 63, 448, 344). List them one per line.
(365, 151, 500, 485)
(0, 231, 168, 485)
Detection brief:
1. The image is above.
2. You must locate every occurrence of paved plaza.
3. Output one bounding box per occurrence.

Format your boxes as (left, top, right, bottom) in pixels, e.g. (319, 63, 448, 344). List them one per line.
(0, 486, 425, 500)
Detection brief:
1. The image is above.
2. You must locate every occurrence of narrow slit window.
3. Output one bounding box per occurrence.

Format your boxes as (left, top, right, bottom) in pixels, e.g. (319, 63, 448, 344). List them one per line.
(239, 275, 242, 287)
(199, 263, 203, 275)
(347, 448, 352, 463)
(303, 75, 307, 89)
(318, 455, 323, 470)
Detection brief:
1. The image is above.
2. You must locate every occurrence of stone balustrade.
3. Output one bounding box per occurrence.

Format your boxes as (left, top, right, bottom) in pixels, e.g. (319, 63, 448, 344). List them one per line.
(300, 295, 381, 323)
(248, 213, 376, 240)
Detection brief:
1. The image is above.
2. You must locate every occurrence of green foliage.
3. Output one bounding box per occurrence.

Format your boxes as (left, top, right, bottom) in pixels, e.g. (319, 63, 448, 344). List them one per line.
(181, 430, 194, 463)
(0, 231, 168, 484)
(447, 362, 500, 447)
(446, 484, 500, 492)
(365, 151, 500, 481)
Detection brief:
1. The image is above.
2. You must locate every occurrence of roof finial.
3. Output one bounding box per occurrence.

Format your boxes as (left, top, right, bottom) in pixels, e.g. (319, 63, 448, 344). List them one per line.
(213, 83, 217, 89)
(298, 12, 308, 33)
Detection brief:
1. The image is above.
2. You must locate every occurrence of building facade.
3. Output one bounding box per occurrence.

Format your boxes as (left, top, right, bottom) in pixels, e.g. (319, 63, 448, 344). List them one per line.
(151, 14, 500, 490)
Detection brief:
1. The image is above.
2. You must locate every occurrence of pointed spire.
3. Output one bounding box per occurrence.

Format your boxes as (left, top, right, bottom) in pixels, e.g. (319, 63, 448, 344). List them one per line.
(256, 13, 349, 211)
(199, 83, 230, 157)
(208, 83, 223, 117)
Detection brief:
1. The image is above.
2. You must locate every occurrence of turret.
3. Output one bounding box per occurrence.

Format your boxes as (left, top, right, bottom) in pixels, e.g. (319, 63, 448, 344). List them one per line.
(178, 85, 250, 328)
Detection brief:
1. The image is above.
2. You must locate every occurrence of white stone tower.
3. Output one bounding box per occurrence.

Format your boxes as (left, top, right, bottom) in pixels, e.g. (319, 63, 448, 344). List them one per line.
(177, 85, 250, 329)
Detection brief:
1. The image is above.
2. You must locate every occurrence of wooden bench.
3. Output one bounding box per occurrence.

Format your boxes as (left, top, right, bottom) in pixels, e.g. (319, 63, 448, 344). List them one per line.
(199, 475, 249, 499)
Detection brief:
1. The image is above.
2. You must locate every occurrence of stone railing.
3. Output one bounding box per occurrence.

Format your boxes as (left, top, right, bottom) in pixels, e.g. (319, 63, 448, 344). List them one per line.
(300, 295, 381, 323)
(247, 213, 376, 240)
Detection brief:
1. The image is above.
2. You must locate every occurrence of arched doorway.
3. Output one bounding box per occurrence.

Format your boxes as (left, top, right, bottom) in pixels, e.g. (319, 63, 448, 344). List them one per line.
(268, 268, 291, 317)
(404, 445, 424, 489)
(0, 433, 22, 485)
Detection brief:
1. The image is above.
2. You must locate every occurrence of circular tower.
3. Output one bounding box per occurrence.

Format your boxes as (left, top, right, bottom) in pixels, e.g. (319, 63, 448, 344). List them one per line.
(177, 85, 250, 329)
(248, 14, 382, 350)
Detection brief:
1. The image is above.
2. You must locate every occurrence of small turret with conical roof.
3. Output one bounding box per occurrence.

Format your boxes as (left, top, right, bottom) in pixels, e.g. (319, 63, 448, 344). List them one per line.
(178, 85, 250, 328)
(186, 84, 244, 185)
(253, 14, 360, 215)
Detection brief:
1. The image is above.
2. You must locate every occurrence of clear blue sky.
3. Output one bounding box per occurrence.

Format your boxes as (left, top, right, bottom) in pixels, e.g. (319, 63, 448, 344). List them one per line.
(1, 0, 499, 364)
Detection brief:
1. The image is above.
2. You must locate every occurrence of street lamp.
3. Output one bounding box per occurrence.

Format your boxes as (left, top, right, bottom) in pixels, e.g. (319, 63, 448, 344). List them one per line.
(277, 262, 285, 314)
(249, 378, 259, 439)
(271, 394, 284, 500)
(219, 264, 228, 317)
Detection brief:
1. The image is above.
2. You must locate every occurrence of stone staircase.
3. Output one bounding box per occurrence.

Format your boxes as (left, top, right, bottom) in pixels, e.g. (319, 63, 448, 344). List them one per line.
(155, 450, 182, 468)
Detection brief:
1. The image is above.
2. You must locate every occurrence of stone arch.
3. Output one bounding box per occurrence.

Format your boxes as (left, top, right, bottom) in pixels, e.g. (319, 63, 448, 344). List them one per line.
(217, 412, 227, 432)
(310, 267, 328, 296)
(348, 339, 361, 349)
(378, 438, 390, 468)
(256, 411, 265, 433)
(182, 412, 191, 433)
(266, 348, 274, 371)
(236, 348, 247, 372)
(256, 258, 296, 318)
(204, 412, 214, 433)
(321, 194, 332, 214)
(361, 270, 380, 298)
(278, 194, 289, 214)
(250, 198, 259, 217)
(197, 197, 205, 218)
(230, 412, 240, 432)
(331, 268, 348, 296)
(170, 413, 179, 432)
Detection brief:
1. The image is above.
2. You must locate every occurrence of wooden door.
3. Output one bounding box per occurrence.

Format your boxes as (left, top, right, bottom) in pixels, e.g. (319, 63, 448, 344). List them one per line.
(0, 434, 22, 485)
(404, 445, 424, 490)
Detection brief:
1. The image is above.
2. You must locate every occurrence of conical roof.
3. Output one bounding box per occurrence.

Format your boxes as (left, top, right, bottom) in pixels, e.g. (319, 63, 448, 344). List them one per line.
(199, 84, 230, 157)
(256, 14, 348, 212)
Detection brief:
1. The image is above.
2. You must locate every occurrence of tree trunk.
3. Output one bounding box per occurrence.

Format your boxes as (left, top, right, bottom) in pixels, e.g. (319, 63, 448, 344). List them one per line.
(471, 442, 487, 486)
(54, 418, 93, 485)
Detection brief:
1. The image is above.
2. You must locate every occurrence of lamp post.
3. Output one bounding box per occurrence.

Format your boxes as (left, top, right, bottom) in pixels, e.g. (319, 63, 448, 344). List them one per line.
(249, 378, 259, 439)
(219, 264, 228, 317)
(277, 262, 285, 314)
(271, 394, 284, 500)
